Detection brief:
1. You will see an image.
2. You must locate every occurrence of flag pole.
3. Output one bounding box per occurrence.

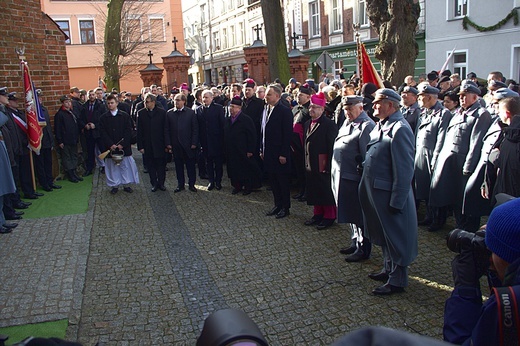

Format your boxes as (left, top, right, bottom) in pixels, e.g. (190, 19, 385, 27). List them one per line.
(353, 23, 362, 85)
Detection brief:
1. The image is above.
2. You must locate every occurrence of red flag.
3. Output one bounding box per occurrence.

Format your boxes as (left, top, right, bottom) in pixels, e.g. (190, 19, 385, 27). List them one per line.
(22, 61, 43, 154)
(358, 43, 384, 89)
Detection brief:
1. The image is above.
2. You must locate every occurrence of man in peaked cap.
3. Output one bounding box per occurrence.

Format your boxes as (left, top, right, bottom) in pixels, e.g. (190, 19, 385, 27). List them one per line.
(400, 86, 420, 134)
(359, 88, 417, 295)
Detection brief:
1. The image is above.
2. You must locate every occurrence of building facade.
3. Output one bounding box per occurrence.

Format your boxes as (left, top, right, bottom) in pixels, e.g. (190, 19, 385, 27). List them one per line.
(425, 0, 520, 81)
(41, 0, 186, 94)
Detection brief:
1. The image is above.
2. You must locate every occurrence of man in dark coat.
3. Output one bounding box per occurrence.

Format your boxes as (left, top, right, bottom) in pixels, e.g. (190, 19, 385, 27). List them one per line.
(302, 92, 338, 230)
(331, 95, 375, 261)
(55, 95, 83, 183)
(196, 90, 226, 191)
(359, 89, 417, 295)
(137, 93, 167, 192)
(414, 84, 452, 231)
(224, 96, 261, 194)
(261, 84, 293, 219)
(291, 84, 312, 201)
(429, 80, 492, 231)
(80, 89, 106, 176)
(242, 78, 265, 172)
(165, 93, 199, 192)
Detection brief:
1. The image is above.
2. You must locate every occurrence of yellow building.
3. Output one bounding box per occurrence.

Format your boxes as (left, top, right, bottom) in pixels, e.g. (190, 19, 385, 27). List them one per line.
(41, 0, 185, 94)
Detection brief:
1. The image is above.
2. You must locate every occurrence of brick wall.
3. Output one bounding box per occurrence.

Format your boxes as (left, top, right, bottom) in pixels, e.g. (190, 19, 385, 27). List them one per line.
(0, 0, 70, 116)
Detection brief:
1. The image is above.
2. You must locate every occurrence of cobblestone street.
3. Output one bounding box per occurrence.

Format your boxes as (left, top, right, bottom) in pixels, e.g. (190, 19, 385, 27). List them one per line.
(0, 152, 458, 345)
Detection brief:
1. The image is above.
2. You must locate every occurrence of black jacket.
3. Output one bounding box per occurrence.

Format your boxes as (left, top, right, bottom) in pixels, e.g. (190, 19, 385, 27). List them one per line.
(80, 100, 106, 139)
(55, 107, 80, 146)
(99, 110, 133, 156)
(136, 106, 167, 159)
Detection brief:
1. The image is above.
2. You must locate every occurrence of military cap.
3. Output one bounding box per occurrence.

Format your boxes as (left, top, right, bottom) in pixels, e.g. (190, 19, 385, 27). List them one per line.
(289, 78, 297, 84)
(493, 87, 519, 101)
(79, 89, 87, 96)
(342, 95, 364, 106)
(417, 83, 440, 95)
(60, 95, 71, 102)
(36, 89, 42, 96)
(466, 72, 477, 79)
(401, 86, 419, 95)
(170, 88, 179, 94)
(437, 75, 451, 85)
(488, 80, 508, 91)
(299, 83, 312, 95)
(458, 80, 481, 95)
(8, 92, 18, 101)
(373, 88, 402, 103)
(0, 87, 8, 96)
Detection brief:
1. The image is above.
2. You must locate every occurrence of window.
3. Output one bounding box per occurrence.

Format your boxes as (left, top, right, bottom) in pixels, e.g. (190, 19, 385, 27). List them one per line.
(237, 0, 244, 6)
(222, 28, 228, 49)
(125, 17, 142, 43)
(79, 20, 95, 44)
(149, 18, 165, 42)
(309, 1, 320, 37)
(213, 31, 220, 50)
(454, 0, 468, 17)
(359, 0, 369, 26)
(201, 4, 206, 24)
(229, 26, 236, 48)
(452, 51, 467, 78)
(55, 20, 71, 44)
(334, 60, 343, 78)
(331, 0, 342, 33)
(238, 22, 244, 46)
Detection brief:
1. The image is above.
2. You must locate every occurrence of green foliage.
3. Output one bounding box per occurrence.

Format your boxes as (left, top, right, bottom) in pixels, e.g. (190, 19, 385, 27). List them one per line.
(462, 8, 518, 32)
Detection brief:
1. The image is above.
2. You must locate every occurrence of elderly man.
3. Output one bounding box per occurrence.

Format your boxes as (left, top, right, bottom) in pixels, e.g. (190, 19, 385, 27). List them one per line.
(359, 88, 417, 295)
(55, 95, 83, 183)
(415, 83, 452, 231)
(80, 89, 106, 176)
(291, 83, 312, 201)
(331, 95, 375, 261)
(137, 93, 167, 192)
(262, 84, 293, 219)
(165, 93, 199, 192)
(256, 86, 266, 100)
(400, 86, 420, 134)
(196, 90, 225, 191)
(302, 92, 338, 230)
(430, 80, 492, 231)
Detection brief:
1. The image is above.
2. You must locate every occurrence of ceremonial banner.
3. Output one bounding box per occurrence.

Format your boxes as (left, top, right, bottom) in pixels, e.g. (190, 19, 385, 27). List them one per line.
(21, 61, 43, 154)
(357, 42, 384, 88)
(99, 76, 107, 91)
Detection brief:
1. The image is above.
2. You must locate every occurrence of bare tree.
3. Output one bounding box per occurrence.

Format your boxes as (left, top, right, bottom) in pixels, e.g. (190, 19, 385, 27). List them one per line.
(366, 0, 421, 86)
(261, 0, 290, 83)
(94, 0, 167, 90)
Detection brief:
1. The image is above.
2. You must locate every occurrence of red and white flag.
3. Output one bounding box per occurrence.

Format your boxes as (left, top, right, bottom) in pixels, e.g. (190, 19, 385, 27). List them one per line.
(21, 61, 43, 155)
(99, 76, 107, 91)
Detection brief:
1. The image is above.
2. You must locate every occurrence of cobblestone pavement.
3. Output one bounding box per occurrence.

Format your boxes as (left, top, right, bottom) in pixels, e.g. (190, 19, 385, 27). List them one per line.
(1, 150, 463, 345)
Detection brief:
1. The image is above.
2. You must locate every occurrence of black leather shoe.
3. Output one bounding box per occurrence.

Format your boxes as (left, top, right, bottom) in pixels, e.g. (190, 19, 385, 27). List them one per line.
(427, 223, 443, 232)
(304, 215, 323, 226)
(76, 176, 84, 182)
(316, 218, 334, 230)
(207, 183, 215, 191)
(368, 272, 389, 282)
(143, 168, 148, 173)
(292, 193, 303, 199)
(51, 183, 62, 189)
(231, 188, 241, 195)
(24, 194, 38, 200)
(215, 183, 222, 190)
(14, 203, 29, 209)
(189, 185, 197, 192)
(15, 211, 24, 216)
(266, 206, 281, 216)
(418, 217, 432, 226)
(339, 245, 357, 255)
(110, 188, 118, 194)
(174, 187, 185, 193)
(151, 186, 158, 192)
(123, 187, 133, 193)
(42, 186, 53, 192)
(69, 177, 79, 183)
(159, 185, 166, 191)
(242, 189, 251, 195)
(345, 250, 370, 262)
(0, 227, 12, 234)
(33, 192, 44, 197)
(372, 283, 405, 295)
(83, 170, 92, 177)
(3, 223, 18, 229)
(275, 208, 290, 219)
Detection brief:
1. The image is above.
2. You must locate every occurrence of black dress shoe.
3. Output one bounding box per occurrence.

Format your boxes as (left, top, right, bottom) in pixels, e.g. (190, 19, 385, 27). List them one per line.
(231, 188, 241, 195)
(42, 186, 53, 192)
(159, 185, 166, 191)
(15, 211, 24, 216)
(110, 187, 119, 194)
(292, 193, 303, 199)
(266, 206, 281, 216)
(76, 176, 84, 182)
(0, 227, 12, 234)
(189, 185, 197, 192)
(304, 215, 323, 226)
(372, 283, 405, 295)
(418, 217, 432, 226)
(143, 168, 148, 173)
(207, 183, 215, 191)
(275, 208, 290, 219)
(215, 183, 222, 190)
(24, 194, 38, 200)
(151, 186, 158, 192)
(242, 189, 251, 195)
(14, 203, 29, 209)
(5, 215, 22, 220)
(100, 167, 106, 174)
(69, 177, 79, 183)
(345, 250, 370, 262)
(3, 223, 18, 229)
(51, 183, 62, 189)
(174, 187, 185, 193)
(316, 218, 335, 230)
(123, 187, 133, 193)
(33, 192, 44, 197)
(339, 245, 357, 255)
(83, 170, 92, 177)
(368, 271, 389, 282)
(427, 223, 443, 232)
(22, 201, 32, 206)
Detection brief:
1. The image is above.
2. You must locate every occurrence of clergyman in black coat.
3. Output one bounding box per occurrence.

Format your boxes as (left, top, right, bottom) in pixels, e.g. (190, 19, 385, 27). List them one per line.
(80, 90, 106, 175)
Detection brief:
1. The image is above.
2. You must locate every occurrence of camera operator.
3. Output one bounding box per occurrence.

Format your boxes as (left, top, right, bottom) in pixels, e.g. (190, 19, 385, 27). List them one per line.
(443, 196, 520, 345)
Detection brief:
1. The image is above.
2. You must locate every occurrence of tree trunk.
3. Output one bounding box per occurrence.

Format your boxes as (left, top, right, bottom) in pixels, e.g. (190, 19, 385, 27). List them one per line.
(261, 0, 290, 84)
(103, 0, 125, 91)
(366, 0, 420, 87)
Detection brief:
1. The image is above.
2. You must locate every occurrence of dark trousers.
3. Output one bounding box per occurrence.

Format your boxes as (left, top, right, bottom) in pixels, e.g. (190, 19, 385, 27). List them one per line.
(34, 147, 53, 188)
(206, 155, 223, 184)
(173, 150, 196, 187)
(17, 154, 35, 196)
(85, 135, 98, 172)
(291, 149, 306, 194)
(268, 171, 291, 209)
(198, 150, 207, 177)
(454, 205, 481, 233)
(144, 154, 167, 188)
(3, 195, 16, 218)
(61, 144, 78, 171)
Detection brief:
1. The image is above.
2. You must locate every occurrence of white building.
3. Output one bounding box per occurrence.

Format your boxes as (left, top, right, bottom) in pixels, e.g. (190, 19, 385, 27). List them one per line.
(425, 1, 520, 81)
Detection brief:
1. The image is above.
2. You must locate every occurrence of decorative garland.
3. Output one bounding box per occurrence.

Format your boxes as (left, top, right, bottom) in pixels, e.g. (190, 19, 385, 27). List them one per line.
(462, 8, 518, 32)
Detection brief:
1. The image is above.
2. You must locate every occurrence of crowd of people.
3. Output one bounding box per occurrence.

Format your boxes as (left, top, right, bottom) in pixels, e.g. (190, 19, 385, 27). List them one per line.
(1, 67, 520, 345)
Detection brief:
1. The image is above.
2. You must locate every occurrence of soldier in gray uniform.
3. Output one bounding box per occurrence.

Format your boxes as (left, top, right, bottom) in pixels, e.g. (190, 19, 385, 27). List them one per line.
(331, 95, 375, 262)
(429, 80, 492, 231)
(414, 84, 452, 231)
(359, 89, 417, 295)
(400, 86, 421, 134)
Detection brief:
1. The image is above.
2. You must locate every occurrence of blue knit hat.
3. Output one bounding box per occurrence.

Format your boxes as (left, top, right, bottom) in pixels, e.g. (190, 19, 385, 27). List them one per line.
(485, 197, 520, 264)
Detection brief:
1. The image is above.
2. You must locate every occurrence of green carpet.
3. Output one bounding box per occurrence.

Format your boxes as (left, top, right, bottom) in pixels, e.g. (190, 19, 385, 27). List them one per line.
(20, 176, 93, 219)
(0, 319, 68, 345)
